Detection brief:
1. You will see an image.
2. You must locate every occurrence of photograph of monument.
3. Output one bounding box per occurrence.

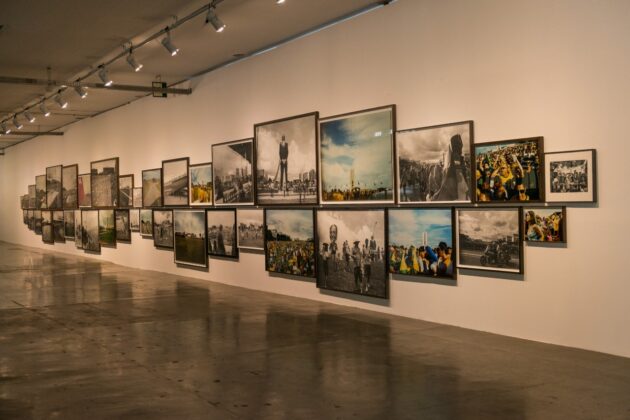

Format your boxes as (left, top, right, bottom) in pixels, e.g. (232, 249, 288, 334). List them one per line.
(212, 139, 254, 206)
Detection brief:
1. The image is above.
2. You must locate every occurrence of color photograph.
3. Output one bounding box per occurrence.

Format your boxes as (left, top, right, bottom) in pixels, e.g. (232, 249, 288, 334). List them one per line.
(62, 164, 78, 209)
(130, 209, 140, 232)
(237, 208, 264, 250)
(42, 211, 53, 244)
(74, 210, 82, 249)
(163, 158, 189, 206)
(265, 208, 314, 277)
(91, 157, 119, 207)
(52, 210, 65, 243)
(174, 209, 207, 268)
(142, 168, 162, 207)
(115, 209, 131, 242)
(133, 187, 142, 208)
(78, 173, 91, 207)
(189, 162, 213, 206)
(153, 209, 173, 248)
(545, 149, 597, 203)
(98, 209, 116, 246)
(207, 209, 238, 258)
(523, 207, 566, 243)
(36, 174, 46, 209)
(140, 209, 153, 237)
(212, 139, 254, 205)
(64, 210, 75, 239)
(46, 165, 63, 209)
(118, 174, 134, 208)
(82, 210, 100, 252)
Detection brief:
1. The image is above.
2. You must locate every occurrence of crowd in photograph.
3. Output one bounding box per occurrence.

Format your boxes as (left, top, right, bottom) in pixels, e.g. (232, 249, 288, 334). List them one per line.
(550, 162, 587, 193)
(525, 210, 564, 242)
(323, 186, 390, 202)
(320, 237, 384, 293)
(388, 242, 453, 277)
(267, 241, 314, 276)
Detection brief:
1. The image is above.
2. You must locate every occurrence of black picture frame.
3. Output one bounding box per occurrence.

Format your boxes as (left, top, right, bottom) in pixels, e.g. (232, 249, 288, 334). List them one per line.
(46, 165, 63, 209)
(236, 208, 264, 251)
(78, 173, 92, 208)
(52, 210, 65, 243)
(174, 209, 208, 268)
(544, 149, 597, 203)
(139, 209, 153, 237)
(523, 206, 567, 243)
(162, 157, 190, 207)
(81, 210, 100, 252)
(212, 138, 255, 206)
(115, 209, 131, 242)
(90, 157, 119, 208)
(98, 209, 116, 246)
(264, 208, 315, 278)
(118, 174, 134, 208)
(189, 162, 213, 206)
(142, 168, 162, 207)
(129, 209, 140, 232)
(63, 210, 75, 240)
(206, 208, 238, 259)
(62, 164, 79, 209)
(153, 209, 173, 248)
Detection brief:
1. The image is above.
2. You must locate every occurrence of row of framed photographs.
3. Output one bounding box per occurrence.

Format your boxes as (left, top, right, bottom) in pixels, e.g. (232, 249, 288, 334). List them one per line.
(22, 205, 566, 300)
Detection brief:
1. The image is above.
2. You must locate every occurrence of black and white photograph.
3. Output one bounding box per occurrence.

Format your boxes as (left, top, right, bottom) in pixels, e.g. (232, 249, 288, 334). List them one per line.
(130, 209, 140, 232)
(523, 207, 566, 243)
(28, 185, 36, 209)
(212, 139, 254, 206)
(265, 209, 315, 277)
(62, 164, 78, 209)
(255, 112, 318, 205)
(133, 187, 142, 208)
(142, 168, 162, 207)
(98, 209, 116, 246)
(74, 210, 82, 249)
(33, 210, 42, 235)
(115, 209, 131, 242)
(545, 149, 597, 203)
(118, 174, 134, 208)
(36, 174, 47, 209)
(64, 210, 75, 239)
(91, 157, 119, 207)
(81, 210, 100, 252)
(316, 209, 387, 298)
(46, 165, 63, 209)
(457, 208, 523, 274)
(237, 208, 264, 250)
(52, 210, 65, 243)
(153, 209, 173, 248)
(140, 209, 153, 237)
(78, 173, 91, 207)
(189, 163, 213, 206)
(42, 211, 53, 244)
(397, 121, 473, 203)
(162, 158, 189, 206)
(206, 209, 238, 258)
(174, 209, 208, 268)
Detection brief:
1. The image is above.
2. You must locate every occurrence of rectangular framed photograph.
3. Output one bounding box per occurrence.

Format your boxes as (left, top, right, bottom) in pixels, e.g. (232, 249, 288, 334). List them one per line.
(62, 164, 78, 209)
(474, 137, 543, 202)
(42, 211, 53, 244)
(523, 207, 566, 243)
(315, 209, 387, 298)
(78, 173, 92, 207)
(142, 168, 162, 207)
(118, 174, 134, 208)
(212, 138, 254, 206)
(36, 174, 47, 209)
(457, 208, 523, 274)
(46, 165, 63, 209)
(153, 209, 173, 248)
(133, 187, 142, 208)
(189, 162, 213, 206)
(26, 210, 33, 229)
(23, 209, 29, 225)
(206, 209, 238, 258)
(265, 208, 315, 277)
(388, 208, 456, 279)
(98, 209, 116, 246)
(319, 105, 395, 205)
(91, 157, 119, 207)
(397, 121, 473, 204)
(255, 112, 318, 205)
(545, 149, 596, 203)
(162, 157, 189, 206)
(174, 209, 208, 268)
(130, 209, 140, 232)
(81, 210, 100, 252)
(64, 210, 75, 239)
(52, 210, 65, 243)
(33, 210, 42, 235)
(115, 209, 131, 242)
(28, 185, 36, 209)
(74, 210, 82, 249)
(237, 208, 264, 251)
(140, 209, 153, 237)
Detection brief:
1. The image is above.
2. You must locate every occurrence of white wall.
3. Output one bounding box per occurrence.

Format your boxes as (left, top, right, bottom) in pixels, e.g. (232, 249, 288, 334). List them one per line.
(2, 0, 629, 357)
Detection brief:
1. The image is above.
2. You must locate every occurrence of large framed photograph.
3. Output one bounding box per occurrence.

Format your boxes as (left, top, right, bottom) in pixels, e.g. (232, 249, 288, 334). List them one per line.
(255, 112, 318, 205)
(130, 209, 140, 232)
(474, 137, 543, 202)
(237, 208, 264, 251)
(36, 174, 47, 209)
(63, 210, 75, 240)
(98, 209, 116, 246)
(62, 164, 78, 209)
(153, 209, 173, 248)
(140, 209, 153, 237)
(319, 105, 395, 205)
(142, 168, 162, 207)
(206, 209, 238, 258)
(212, 138, 254, 206)
(90, 157, 119, 207)
(388, 208, 455, 279)
(315, 209, 387, 298)
(523, 207, 566, 243)
(397, 121, 473, 204)
(74, 210, 82, 249)
(52, 210, 65, 243)
(544, 149, 596, 203)
(264, 208, 315, 277)
(162, 157, 189, 206)
(78, 173, 91, 207)
(81, 210, 100, 252)
(33, 210, 42, 235)
(174, 209, 208, 268)
(457, 208, 523, 274)
(46, 165, 63, 209)
(42, 211, 53, 244)
(115, 209, 131, 242)
(189, 162, 213, 206)
(133, 187, 142, 208)
(118, 174, 134, 208)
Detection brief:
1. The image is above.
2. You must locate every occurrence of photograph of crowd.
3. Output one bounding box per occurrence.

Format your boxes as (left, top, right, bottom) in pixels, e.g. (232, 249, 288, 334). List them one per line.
(62, 165, 78, 209)
(163, 158, 189, 206)
(74, 211, 82, 248)
(91, 158, 119, 208)
(130, 209, 140, 232)
(82, 210, 100, 252)
(237, 208, 264, 250)
(265, 209, 315, 277)
(153, 209, 174, 248)
(36, 174, 46, 209)
(46, 165, 63, 210)
(545, 149, 597, 203)
(115, 209, 131, 242)
(388, 208, 455, 279)
(523, 207, 566, 243)
(207, 209, 238, 258)
(118, 175, 134, 208)
(189, 163, 213, 206)
(457, 208, 523, 274)
(174, 209, 208, 268)
(78, 173, 91, 207)
(255, 112, 318, 205)
(140, 209, 153, 237)
(316, 209, 387, 298)
(99, 209, 115, 246)
(212, 139, 254, 206)
(474, 137, 543, 202)
(42, 211, 53, 244)
(397, 121, 473, 203)
(319, 106, 395, 204)
(52, 211, 65, 243)
(142, 168, 162, 207)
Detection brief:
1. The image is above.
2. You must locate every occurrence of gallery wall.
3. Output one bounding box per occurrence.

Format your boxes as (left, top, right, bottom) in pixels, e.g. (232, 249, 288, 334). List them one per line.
(1, 0, 629, 357)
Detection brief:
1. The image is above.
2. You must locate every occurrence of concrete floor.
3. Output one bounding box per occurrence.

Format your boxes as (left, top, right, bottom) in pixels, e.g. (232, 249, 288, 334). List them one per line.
(0, 242, 629, 419)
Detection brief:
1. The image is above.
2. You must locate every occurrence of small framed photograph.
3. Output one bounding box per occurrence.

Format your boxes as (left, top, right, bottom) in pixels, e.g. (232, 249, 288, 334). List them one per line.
(523, 207, 566, 243)
(81, 210, 100, 252)
(42, 211, 54, 243)
(162, 157, 189, 206)
(78, 173, 92, 208)
(46, 165, 63, 209)
(74, 210, 83, 249)
(129, 209, 140, 232)
(115, 209, 131, 242)
(62, 164, 78, 209)
(189, 162, 213, 206)
(140, 209, 153, 237)
(118, 174, 134, 208)
(52, 210, 65, 243)
(264, 208, 315, 277)
(174, 209, 208, 268)
(133, 187, 143, 208)
(90, 157, 119, 208)
(142, 169, 162, 207)
(212, 138, 254, 206)
(64, 210, 75, 239)
(544, 149, 597, 203)
(36, 174, 47, 209)
(237, 208, 264, 251)
(153, 209, 173, 248)
(98, 209, 116, 246)
(206, 209, 238, 259)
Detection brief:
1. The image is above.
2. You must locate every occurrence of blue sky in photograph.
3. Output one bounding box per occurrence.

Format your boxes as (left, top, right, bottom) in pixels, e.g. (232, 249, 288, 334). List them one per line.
(388, 209, 452, 247)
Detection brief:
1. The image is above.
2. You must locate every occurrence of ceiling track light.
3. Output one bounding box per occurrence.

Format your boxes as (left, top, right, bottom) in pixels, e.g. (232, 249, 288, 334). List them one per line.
(40, 102, 51, 117)
(25, 111, 36, 123)
(74, 85, 88, 99)
(1, 122, 11, 134)
(54, 93, 68, 109)
(206, 7, 226, 32)
(98, 66, 113, 86)
(13, 115, 23, 129)
(276, 0, 286, 4)
(161, 30, 179, 56)
(126, 50, 143, 72)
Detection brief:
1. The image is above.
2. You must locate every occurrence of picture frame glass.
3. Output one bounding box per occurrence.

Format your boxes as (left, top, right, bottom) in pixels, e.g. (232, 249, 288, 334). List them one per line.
(265, 208, 315, 277)
(523, 207, 566, 243)
(163, 158, 189, 206)
(118, 175, 134, 208)
(98, 209, 116, 246)
(82, 210, 100, 252)
(142, 169, 162, 207)
(212, 139, 254, 205)
(237, 208, 264, 250)
(206, 210, 238, 258)
(78, 173, 92, 208)
(62, 165, 78, 209)
(46, 165, 63, 209)
(115, 209, 131, 242)
(91, 158, 119, 207)
(174, 209, 208, 267)
(140, 209, 153, 237)
(153, 210, 173, 248)
(189, 163, 213, 206)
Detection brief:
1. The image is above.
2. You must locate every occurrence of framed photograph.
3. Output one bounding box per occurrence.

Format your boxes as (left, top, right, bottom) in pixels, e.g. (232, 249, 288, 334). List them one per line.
(388, 208, 456, 279)
(46, 165, 63, 209)
(174, 209, 208, 268)
(255, 112, 318, 205)
(78, 173, 92, 207)
(237, 208, 264, 251)
(64, 210, 75, 239)
(33, 210, 42, 235)
(206, 209, 238, 258)
(36, 174, 47, 209)
(132, 187, 142, 208)
(153, 209, 173, 248)
(397, 121, 473, 204)
(319, 105, 395, 205)
(26, 210, 33, 229)
(42, 211, 53, 244)
(456, 208, 523, 274)
(118, 174, 134, 208)
(74, 210, 83, 249)
(23, 209, 28, 225)
(212, 138, 254, 206)
(81, 210, 100, 252)
(62, 164, 78, 209)
(162, 157, 189, 206)
(142, 168, 162, 207)
(130, 209, 140, 232)
(474, 137, 543, 203)
(98, 209, 116, 246)
(90, 157, 119, 207)
(189, 162, 213, 206)
(315, 209, 388, 298)
(523, 207, 566, 243)
(264, 208, 315, 278)
(115, 209, 131, 242)
(140, 209, 153, 237)
(28, 185, 36, 209)
(52, 211, 65, 243)
(544, 149, 596, 203)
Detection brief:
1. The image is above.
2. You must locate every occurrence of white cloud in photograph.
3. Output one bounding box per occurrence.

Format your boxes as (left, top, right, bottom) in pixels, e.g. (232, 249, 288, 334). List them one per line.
(458, 210, 518, 242)
(397, 123, 470, 164)
(316, 210, 384, 247)
(266, 209, 313, 240)
(174, 211, 205, 235)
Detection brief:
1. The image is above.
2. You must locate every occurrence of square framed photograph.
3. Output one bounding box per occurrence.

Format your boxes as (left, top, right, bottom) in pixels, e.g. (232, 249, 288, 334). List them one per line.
(397, 121, 473, 204)
(142, 168, 162, 207)
(189, 162, 213, 206)
(174, 209, 208, 268)
(42, 211, 53, 244)
(457, 208, 523, 274)
(52, 210, 65, 243)
(162, 157, 189, 206)
(130, 209, 140, 232)
(474, 137, 543, 203)
(78, 173, 92, 207)
(388, 208, 456, 280)
(81, 210, 100, 252)
(544, 149, 596, 203)
(315, 209, 387, 298)
(212, 138, 254, 206)
(255, 112, 318, 205)
(206, 209, 238, 258)
(90, 157, 119, 208)
(237, 208, 264, 251)
(33, 210, 42, 235)
(98, 209, 116, 246)
(115, 209, 131, 242)
(319, 105, 395, 205)
(64, 210, 75, 239)
(118, 174, 134, 208)
(74, 210, 82, 249)
(46, 165, 63, 209)
(140, 209, 153, 237)
(264, 208, 315, 277)
(133, 187, 142, 208)
(62, 164, 78, 209)
(523, 207, 566, 243)
(153, 209, 173, 248)
(36, 174, 47, 209)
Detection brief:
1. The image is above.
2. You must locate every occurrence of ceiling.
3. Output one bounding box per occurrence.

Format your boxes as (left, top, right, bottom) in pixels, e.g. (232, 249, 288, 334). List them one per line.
(0, 0, 388, 152)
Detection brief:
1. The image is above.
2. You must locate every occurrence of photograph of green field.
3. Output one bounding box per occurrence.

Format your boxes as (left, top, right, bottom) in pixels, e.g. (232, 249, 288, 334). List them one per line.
(174, 209, 207, 267)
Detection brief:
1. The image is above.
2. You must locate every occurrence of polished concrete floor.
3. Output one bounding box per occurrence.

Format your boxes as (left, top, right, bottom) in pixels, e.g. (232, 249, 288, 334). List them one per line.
(0, 242, 629, 419)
